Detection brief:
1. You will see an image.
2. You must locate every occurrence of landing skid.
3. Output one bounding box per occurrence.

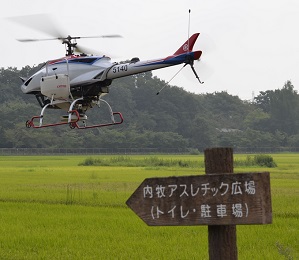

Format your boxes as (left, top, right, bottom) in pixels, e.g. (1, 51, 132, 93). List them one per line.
(26, 98, 124, 129)
(26, 109, 80, 128)
(71, 112, 123, 129)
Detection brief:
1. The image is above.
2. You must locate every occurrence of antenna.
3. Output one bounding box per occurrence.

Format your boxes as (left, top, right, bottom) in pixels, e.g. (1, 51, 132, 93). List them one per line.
(188, 9, 204, 84)
(157, 9, 203, 95)
(156, 65, 186, 95)
(188, 9, 191, 52)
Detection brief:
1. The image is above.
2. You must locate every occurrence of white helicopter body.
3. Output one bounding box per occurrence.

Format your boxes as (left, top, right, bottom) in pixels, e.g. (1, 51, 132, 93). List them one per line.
(21, 33, 202, 129)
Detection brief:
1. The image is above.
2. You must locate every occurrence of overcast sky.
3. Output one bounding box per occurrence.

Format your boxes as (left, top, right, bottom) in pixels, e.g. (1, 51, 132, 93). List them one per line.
(1, 0, 299, 100)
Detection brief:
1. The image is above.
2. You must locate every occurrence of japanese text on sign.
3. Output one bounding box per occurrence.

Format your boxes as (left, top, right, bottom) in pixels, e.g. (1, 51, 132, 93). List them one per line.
(126, 172, 272, 226)
(144, 180, 254, 220)
(143, 180, 256, 199)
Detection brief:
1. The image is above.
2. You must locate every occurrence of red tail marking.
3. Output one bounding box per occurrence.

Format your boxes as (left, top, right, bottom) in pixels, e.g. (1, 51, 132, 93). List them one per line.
(173, 33, 200, 55)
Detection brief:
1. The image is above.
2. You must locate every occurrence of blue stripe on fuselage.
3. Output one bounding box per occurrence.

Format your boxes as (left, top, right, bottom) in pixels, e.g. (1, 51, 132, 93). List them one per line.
(135, 52, 196, 67)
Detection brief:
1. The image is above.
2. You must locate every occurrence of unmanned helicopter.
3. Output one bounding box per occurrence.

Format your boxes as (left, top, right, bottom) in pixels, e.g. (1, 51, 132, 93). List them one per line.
(18, 25, 203, 129)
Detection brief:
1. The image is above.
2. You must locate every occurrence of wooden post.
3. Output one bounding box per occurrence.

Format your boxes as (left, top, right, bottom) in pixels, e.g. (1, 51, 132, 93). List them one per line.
(204, 147, 238, 260)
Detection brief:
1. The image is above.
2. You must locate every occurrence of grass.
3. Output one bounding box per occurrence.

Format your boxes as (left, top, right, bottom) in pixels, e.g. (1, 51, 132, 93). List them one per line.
(78, 155, 203, 168)
(0, 154, 297, 259)
(78, 154, 277, 168)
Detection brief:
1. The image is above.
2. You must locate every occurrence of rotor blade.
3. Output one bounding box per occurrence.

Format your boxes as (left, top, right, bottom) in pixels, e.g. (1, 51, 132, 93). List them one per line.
(196, 32, 216, 55)
(17, 37, 60, 42)
(7, 13, 64, 39)
(17, 35, 123, 42)
(79, 35, 123, 39)
(74, 44, 118, 58)
(8, 14, 123, 46)
(74, 45, 101, 55)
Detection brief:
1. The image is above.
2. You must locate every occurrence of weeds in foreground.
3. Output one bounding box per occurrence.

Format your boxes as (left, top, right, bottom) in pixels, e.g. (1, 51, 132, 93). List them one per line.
(276, 242, 294, 260)
(234, 154, 277, 168)
(78, 156, 202, 168)
(79, 154, 277, 168)
(66, 184, 83, 205)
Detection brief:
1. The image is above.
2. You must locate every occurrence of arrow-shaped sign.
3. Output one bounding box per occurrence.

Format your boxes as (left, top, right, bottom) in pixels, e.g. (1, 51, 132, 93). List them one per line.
(126, 172, 272, 226)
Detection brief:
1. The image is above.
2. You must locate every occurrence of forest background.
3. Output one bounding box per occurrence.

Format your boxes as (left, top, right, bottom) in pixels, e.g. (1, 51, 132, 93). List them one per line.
(1, 65, 299, 151)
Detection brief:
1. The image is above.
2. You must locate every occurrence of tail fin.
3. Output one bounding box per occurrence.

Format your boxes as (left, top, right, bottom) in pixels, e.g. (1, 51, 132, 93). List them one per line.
(173, 33, 200, 55)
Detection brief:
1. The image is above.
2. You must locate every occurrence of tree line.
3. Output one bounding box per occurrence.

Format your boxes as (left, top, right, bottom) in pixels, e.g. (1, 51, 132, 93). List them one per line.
(1, 65, 299, 150)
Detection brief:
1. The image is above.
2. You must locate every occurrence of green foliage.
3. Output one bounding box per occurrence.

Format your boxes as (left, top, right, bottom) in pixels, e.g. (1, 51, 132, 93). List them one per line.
(254, 81, 299, 135)
(78, 156, 202, 168)
(234, 154, 277, 167)
(1, 65, 299, 150)
(188, 148, 201, 155)
(254, 154, 277, 167)
(234, 155, 256, 167)
(244, 108, 270, 131)
(80, 154, 277, 168)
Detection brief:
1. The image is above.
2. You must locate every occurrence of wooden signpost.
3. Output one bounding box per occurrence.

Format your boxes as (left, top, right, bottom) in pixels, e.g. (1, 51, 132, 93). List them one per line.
(126, 172, 271, 226)
(126, 148, 272, 260)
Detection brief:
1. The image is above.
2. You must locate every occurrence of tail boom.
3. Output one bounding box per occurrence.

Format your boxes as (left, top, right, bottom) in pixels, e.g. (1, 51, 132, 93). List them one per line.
(104, 33, 202, 80)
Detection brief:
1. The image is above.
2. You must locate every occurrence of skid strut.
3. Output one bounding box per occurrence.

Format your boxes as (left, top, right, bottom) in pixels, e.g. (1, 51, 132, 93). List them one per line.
(70, 98, 124, 129)
(26, 110, 80, 129)
(26, 98, 124, 129)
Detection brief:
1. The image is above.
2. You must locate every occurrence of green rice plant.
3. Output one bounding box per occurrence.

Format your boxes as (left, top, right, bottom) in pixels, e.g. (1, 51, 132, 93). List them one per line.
(65, 184, 83, 205)
(0, 154, 297, 259)
(78, 157, 103, 166)
(234, 155, 255, 167)
(110, 155, 132, 165)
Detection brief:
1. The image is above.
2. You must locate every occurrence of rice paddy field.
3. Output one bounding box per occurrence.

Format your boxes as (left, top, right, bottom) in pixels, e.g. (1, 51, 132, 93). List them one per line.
(0, 153, 298, 259)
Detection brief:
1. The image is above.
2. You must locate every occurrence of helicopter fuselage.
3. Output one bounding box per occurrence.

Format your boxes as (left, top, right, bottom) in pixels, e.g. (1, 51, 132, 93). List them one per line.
(21, 49, 201, 98)
(22, 33, 203, 129)
(22, 33, 201, 98)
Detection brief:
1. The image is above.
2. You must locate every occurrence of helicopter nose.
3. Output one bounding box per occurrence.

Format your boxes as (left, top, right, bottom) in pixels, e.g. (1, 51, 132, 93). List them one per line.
(21, 82, 28, 93)
(20, 76, 34, 93)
